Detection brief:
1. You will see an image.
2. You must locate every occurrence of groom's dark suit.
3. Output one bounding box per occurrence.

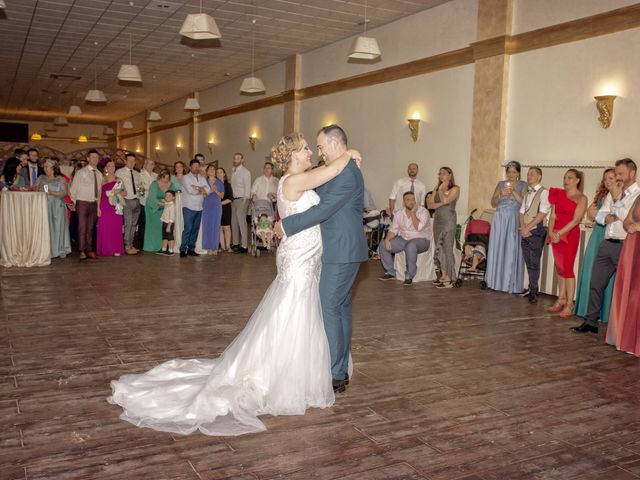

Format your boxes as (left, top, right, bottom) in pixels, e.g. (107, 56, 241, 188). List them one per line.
(282, 159, 368, 382)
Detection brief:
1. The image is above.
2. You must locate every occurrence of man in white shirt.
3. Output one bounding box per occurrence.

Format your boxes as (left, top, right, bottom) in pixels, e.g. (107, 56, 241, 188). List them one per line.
(573, 158, 640, 333)
(251, 162, 278, 203)
(115, 152, 142, 255)
(230, 152, 252, 252)
(180, 158, 211, 257)
(135, 158, 157, 250)
(378, 191, 432, 286)
(388, 163, 427, 215)
(519, 167, 550, 303)
(70, 149, 103, 259)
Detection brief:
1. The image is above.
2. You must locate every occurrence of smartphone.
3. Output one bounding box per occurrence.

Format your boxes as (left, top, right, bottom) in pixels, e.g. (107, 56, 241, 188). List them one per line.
(43, 184, 49, 193)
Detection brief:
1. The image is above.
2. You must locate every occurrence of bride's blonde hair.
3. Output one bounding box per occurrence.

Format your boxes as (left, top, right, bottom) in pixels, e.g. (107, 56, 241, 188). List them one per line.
(271, 132, 305, 173)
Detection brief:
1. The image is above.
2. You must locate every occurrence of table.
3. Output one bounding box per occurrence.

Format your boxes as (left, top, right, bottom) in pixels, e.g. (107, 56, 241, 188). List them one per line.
(0, 191, 51, 267)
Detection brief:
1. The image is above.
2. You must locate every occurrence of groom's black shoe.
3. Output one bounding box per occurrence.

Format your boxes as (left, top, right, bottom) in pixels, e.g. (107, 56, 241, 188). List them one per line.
(332, 379, 346, 393)
(571, 322, 598, 334)
(344, 373, 349, 386)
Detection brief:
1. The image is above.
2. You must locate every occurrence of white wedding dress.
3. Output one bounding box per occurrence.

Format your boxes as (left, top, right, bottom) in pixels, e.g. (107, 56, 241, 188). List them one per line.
(108, 177, 334, 436)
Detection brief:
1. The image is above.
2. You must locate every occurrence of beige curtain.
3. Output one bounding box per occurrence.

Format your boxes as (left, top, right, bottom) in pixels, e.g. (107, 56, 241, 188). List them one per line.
(0, 191, 51, 267)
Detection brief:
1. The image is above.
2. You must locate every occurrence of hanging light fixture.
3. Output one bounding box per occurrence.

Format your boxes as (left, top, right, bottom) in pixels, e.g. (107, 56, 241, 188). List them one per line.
(77, 135, 88, 143)
(348, 0, 381, 60)
(180, 0, 222, 40)
(184, 94, 200, 111)
(53, 116, 69, 126)
(30, 132, 43, 141)
(240, 19, 265, 94)
(68, 105, 82, 115)
(122, 120, 133, 129)
(118, 33, 143, 82)
(85, 60, 107, 103)
(0, 1, 6, 9)
(103, 126, 115, 135)
(147, 110, 162, 121)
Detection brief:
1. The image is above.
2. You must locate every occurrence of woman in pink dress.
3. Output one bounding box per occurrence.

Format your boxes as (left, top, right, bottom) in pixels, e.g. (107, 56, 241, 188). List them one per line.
(606, 196, 640, 355)
(97, 159, 126, 257)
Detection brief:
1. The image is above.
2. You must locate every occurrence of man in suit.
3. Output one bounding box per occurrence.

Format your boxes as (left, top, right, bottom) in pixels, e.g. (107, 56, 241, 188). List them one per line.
(20, 148, 43, 186)
(276, 124, 368, 393)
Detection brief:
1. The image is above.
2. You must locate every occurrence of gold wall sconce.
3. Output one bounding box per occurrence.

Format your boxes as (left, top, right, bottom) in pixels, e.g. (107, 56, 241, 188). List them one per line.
(175, 143, 184, 157)
(207, 139, 215, 154)
(594, 95, 616, 129)
(407, 112, 421, 142)
(249, 133, 257, 151)
(154, 145, 160, 158)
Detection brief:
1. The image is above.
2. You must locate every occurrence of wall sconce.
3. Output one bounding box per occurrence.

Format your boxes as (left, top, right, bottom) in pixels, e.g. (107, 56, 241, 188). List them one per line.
(207, 139, 215, 154)
(154, 145, 160, 158)
(407, 112, 421, 142)
(249, 133, 257, 151)
(135, 147, 141, 154)
(594, 95, 616, 129)
(176, 143, 184, 157)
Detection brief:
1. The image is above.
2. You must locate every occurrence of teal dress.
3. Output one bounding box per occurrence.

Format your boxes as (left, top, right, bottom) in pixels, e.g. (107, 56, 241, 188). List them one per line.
(573, 199, 615, 322)
(36, 175, 71, 258)
(143, 181, 165, 252)
(170, 175, 182, 192)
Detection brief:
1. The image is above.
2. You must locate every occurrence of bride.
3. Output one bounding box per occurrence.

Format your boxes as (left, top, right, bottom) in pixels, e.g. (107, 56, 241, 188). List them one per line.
(108, 132, 354, 436)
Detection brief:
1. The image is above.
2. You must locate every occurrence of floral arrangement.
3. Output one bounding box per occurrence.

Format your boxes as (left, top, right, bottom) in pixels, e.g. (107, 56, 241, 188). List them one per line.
(107, 179, 126, 215)
(136, 181, 146, 199)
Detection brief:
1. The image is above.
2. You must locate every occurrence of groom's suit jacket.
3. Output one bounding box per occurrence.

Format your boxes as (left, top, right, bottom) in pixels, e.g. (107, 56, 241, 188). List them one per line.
(282, 159, 368, 264)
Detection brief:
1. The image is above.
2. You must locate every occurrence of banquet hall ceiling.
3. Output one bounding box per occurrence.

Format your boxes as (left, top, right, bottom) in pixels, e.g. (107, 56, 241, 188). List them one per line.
(0, 0, 450, 122)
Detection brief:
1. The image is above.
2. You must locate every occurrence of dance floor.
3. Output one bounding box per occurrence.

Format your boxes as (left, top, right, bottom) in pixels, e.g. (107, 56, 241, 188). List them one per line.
(2, 253, 640, 480)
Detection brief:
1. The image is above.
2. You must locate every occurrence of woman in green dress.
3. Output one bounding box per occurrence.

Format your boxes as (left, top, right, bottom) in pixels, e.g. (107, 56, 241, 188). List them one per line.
(573, 168, 620, 321)
(36, 159, 71, 259)
(143, 170, 172, 252)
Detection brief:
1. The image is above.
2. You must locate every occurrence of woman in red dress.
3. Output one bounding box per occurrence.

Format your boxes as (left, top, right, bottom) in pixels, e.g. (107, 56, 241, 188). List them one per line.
(606, 196, 640, 355)
(547, 169, 588, 318)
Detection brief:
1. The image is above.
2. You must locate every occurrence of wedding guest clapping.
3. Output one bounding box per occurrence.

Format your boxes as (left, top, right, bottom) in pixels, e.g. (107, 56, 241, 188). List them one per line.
(36, 159, 71, 259)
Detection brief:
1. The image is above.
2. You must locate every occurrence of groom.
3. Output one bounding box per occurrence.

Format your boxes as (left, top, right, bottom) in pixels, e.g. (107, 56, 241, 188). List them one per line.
(277, 125, 368, 393)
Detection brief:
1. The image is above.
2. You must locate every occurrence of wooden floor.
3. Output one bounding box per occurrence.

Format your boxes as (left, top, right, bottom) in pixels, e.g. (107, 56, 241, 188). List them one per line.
(2, 252, 640, 480)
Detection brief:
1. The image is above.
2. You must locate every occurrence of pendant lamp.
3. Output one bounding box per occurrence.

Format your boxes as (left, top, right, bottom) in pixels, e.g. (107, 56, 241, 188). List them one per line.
(240, 19, 265, 94)
(180, 0, 221, 40)
(118, 33, 143, 82)
(348, 0, 381, 60)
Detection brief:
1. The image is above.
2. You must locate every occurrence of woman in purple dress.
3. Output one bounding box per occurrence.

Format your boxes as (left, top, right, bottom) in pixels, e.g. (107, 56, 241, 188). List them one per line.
(201, 165, 224, 254)
(97, 159, 126, 257)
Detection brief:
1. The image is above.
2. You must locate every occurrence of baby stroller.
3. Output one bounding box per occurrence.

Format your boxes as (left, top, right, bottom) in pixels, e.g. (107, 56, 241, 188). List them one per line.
(455, 211, 491, 289)
(250, 199, 276, 257)
(363, 209, 390, 259)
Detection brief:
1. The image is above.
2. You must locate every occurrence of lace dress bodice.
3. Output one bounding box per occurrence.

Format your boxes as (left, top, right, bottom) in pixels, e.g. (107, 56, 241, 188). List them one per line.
(276, 175, 323, 284)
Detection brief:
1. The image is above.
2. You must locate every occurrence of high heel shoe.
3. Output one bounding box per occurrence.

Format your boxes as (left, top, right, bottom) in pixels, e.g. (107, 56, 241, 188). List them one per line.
(548, 299, 566, 313)
(559, 304, 574, 318)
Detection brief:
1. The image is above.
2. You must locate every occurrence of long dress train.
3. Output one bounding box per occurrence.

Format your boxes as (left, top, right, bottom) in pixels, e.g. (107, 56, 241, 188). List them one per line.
(108, 177, 334, 435)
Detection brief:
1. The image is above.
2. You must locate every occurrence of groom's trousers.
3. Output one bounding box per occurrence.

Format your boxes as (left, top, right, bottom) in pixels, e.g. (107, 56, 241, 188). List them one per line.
(319, 262, 361, 381)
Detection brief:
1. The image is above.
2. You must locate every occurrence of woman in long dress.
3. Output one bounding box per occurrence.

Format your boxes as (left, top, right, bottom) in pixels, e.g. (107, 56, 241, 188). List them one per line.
(573, 169, 620, 320)
(201, 165, 224, 254)
(546, 169, 587, 318)
(217, 167, 233, 252)
(96, 160, 126, 257)
(109, 133, 353, 436)
(35, 159, 71, 259)
(143, 170, 172, 252)
(427, 167, 460, 288)
(171, 161, 186, 253)
(485, 161, 528, 293)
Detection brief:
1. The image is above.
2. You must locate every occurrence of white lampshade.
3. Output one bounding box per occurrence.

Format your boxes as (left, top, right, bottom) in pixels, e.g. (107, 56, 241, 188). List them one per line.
(147, 110, 162, 121)
(53, 116, 69, 126)
(117, 64, 142, 82)
(122, 121, 133, 129)
(85, 89, 107, 103)
(184, 97, 201, 111)
(348, 36, 381, 60)
(103, 127, 115, 135)
(0, 1, 5, 9)
(68, 105, 82, 115)
(240, 76, 266, 94)
(180, 13, 222, 40)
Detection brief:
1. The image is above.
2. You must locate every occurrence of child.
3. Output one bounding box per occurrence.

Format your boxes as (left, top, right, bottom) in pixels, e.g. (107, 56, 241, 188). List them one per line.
(159, 190, 176, 256)
(255, 213, 274, 251)
(464, 243, 486, 272)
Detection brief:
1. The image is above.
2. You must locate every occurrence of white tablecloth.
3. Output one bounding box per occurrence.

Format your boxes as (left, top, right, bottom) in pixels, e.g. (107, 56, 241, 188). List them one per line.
(0, 191, 51, 267)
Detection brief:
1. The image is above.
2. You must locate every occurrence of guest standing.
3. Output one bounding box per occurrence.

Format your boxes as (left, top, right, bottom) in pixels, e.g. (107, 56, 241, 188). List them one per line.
(35, 159, 71, 259)
(606, 195, 640, 355)
(230, 152, 252, 253)
(251, 161, 278, 203)
(136, 159, 157, 250)
(547, 169, 588, 317)
(70, 150, 102, 260)
(217, 167, 233, 252)
(201, 165, 224, 254)
(485, 161, 528, 293)
(115, 152, 142, 255)
(20, 148, 43, 187)
(573, 159, 640, 334)
(388, 163, 427, 215)
(0, 157, 24, 187)
(97, 160, 126, 257)
(518, 167, 550, 304)
(180, 159, 210, 257)
(171, 161, 187, 253)
(573, 169, 620, 320)
(143, 170, 172, 252)
(426, 167, 459, 288)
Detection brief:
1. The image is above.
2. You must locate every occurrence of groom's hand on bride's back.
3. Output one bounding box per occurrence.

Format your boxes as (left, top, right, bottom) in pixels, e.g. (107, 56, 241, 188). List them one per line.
(274, 221, 285, 239)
